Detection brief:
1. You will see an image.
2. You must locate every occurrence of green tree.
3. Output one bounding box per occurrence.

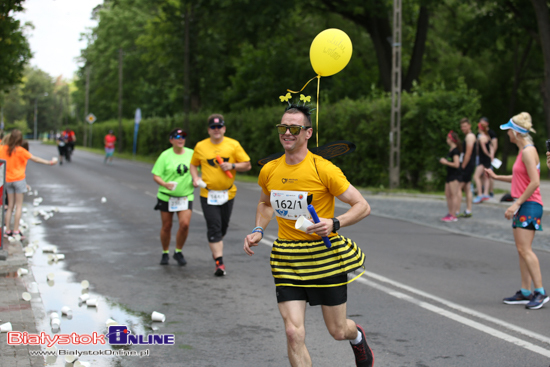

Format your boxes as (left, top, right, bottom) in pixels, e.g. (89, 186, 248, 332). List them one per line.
(0, 0, 32, 92)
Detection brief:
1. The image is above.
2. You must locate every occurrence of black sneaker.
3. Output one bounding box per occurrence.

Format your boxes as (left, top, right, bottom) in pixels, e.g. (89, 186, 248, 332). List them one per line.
(173, 251, 187, 266)
(525, 291, 549, 310)
(503, 290, 532, 305)
(350, 325, 374, 367)
(214, 261, 226, 276)
(160, 253, 169, 265)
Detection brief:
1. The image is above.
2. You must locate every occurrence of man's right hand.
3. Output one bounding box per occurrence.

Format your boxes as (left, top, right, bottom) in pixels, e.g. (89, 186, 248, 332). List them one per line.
(244, 232, 263, 256)
(191, 178, 200, 188)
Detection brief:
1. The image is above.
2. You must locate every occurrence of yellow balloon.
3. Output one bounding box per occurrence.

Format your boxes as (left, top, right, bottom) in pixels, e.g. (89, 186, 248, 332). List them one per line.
(310, 29, 353, 77)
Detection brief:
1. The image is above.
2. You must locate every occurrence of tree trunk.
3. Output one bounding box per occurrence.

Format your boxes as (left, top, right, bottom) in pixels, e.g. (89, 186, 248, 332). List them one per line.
(530, 0, 550, 139)
(402, 6, 429, 91)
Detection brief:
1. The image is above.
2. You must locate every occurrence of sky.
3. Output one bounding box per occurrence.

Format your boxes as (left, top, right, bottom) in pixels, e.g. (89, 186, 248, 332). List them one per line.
(14, 0, 102, 80)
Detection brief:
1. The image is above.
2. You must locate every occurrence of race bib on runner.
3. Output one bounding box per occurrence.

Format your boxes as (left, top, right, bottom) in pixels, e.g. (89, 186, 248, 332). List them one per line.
(168, 197, 188, 212)
(270, 190, 309, 219)
(207, 190, 229, 205)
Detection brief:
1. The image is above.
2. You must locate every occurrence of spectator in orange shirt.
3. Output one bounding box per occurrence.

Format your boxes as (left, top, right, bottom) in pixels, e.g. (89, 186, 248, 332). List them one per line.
(0, 129, 57, 239)
(104, 130, 116, 164)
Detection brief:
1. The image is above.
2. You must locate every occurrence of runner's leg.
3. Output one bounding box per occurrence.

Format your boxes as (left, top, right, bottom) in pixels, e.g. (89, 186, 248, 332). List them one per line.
(514, 227, 542, 289)
(160, 211, 174, 251)
(321, 303, 359, 341)
(278, 300, 311, 367)
(12, 193, 24, 233)
(175, 209, 192, 250)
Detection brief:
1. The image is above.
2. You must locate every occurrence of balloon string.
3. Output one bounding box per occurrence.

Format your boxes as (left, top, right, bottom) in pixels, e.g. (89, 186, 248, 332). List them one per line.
(316, 75, 320, 147)
(287, 76, 318, 94)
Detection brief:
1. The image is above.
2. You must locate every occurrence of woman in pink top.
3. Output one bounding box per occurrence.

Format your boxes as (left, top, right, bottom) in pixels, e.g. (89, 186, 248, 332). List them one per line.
(486, 112, 548, 310)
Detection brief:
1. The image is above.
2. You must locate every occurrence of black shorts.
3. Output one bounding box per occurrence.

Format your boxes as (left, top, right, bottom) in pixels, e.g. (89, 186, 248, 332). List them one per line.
(446, 175, 460, 183)
(459, 166, 474, 183)
(276, 274, 348, 306)
(154, 198, 193, 212)
(200, 197, 234, 243)
(58, 145, 67, 155)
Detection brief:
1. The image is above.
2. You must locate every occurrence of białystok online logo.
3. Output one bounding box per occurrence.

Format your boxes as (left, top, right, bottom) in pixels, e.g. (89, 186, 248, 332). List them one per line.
(7, 325, 175, 347)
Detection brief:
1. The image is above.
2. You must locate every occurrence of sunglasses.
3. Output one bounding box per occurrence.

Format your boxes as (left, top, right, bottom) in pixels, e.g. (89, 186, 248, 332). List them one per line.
(276, 124, 310, 135)
(171, 133, 186, 139)
(209, 125, 224, 130)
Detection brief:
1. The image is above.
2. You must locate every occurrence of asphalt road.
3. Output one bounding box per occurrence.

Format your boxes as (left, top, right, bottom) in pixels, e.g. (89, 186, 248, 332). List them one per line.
(23, 141, 550, 367)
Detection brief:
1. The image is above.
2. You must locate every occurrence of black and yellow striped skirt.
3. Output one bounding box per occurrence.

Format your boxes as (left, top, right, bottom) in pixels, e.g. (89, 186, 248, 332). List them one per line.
(270, 235, 365, 287)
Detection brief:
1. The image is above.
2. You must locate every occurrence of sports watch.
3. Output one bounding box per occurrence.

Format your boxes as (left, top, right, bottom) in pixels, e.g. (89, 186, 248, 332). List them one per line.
(332, 217, 340, 231)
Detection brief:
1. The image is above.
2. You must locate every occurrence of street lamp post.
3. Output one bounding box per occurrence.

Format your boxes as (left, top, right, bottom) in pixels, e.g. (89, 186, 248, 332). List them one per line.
(33, 92, 48, 140)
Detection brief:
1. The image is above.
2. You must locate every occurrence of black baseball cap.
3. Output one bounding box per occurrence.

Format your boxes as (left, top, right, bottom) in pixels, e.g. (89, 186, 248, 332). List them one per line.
(208, 115, 225, 127)
(169, 128, 186, 139)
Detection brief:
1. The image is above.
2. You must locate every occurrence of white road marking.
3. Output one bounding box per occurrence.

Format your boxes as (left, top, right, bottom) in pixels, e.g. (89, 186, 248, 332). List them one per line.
(258, 240, 550, 357)
(362, 270, 550, 345)
(145, 191, 156, 198)
(355, 276, 550, 358)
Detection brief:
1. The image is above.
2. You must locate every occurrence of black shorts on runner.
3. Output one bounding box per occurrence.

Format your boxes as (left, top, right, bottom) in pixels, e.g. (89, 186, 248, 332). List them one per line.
(154, 198, 193, 212)
(459, 166, 474, 183)
(200, 197, 234, 243)
(276, 274, 348, 306)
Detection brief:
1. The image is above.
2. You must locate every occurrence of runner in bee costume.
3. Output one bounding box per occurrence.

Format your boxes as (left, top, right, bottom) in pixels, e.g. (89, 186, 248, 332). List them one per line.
(244, 105, 374, 367)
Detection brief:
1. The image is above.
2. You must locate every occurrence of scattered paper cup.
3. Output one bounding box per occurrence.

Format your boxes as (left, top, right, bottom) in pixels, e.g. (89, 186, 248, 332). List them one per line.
(81, 280, 89, 289)
(198, 179, 207, 188)
(42, 246, 58, 253)
(295, 215, 314, 232)
(28, 282, 39, 293)
(105, 318, 118, 327)
(47, 273, 55, 281)
(54, 254, 65, 261)
(47, 280, 55, 287)
(65, 355, 78, 363)
(151, 311, 166, 322)
(22, 292, 31, 301)
(61, 306, 72, 316)
(51, 318, 60, 327)
(86, 298, 98, 307)
(101, 197, 107, 203)
(168, 181, 178, 191)
(50, 312, 59, 320)
(0, 322, 13, 332)
(79, 294, 90, 302)
(75, 361, 91, 367)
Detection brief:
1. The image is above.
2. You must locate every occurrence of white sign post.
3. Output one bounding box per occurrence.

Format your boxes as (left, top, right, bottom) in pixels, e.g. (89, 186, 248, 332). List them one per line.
(86, 114, 96, 147)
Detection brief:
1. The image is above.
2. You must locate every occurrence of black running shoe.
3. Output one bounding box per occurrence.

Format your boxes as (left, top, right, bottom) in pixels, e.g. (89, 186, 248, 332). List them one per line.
(503, 290, 532, 305)
(160, 253, 169, 265)
(525, 291, 549, 310)
(173, 251, 187, 266)
(350, 325, 374, 367)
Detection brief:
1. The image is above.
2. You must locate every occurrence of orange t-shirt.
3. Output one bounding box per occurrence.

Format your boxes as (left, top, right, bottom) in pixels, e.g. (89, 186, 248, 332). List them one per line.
(0, 145, 32, 182)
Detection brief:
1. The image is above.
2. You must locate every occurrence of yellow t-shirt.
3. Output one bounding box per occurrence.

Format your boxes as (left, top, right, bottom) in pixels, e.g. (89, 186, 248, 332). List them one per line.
(190, 137, 250, 200)
(258, 151, 350, 241)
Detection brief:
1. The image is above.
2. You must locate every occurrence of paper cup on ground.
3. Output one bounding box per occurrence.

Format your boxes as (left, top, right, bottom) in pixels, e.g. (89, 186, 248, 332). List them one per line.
(81, 280, 89, 289)
(105, 318, 118, 327)
(79, 294, 90, 302)
(86, 298, 98, 307)
(61, 306, 72, 316)
(54, 254, 65, 261)
(51, 318, 60, 327)
(65, 355, 78, 363)
(47, 280, 55, 287)
(151, 311, 166, 322)
(198, 179, 207, 188)
(22, 292, 31, 301)
(47, 273, 55, 281)
(0, 322, 12, 332)
(295, 216, 314, 232)
(101, 197, 107, 203)
(168, 181, 178, 191)
(28, 282, 39, 293)
(75, 361, 91, 367)
(50, 312, 59, 320)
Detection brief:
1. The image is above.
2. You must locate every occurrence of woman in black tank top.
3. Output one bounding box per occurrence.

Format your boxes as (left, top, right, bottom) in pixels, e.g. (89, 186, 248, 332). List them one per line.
(439, 131, 462, 221)
(473, 123, 492, 203)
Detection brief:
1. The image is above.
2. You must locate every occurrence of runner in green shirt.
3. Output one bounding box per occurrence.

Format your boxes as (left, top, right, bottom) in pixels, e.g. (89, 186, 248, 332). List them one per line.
(152, 128, 195, 266)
